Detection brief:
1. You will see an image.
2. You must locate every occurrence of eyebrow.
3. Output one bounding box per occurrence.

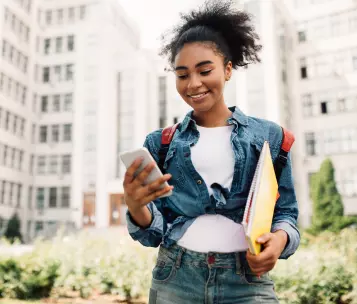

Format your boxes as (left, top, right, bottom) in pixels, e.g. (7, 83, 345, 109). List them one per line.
(175, 60, 213, 71)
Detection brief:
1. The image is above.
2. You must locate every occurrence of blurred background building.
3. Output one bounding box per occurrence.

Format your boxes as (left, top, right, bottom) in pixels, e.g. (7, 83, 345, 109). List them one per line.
(0, 0, 356, 241)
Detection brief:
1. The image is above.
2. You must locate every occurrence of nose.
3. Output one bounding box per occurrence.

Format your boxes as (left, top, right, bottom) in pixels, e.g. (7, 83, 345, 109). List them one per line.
(187, 74, 202, 91)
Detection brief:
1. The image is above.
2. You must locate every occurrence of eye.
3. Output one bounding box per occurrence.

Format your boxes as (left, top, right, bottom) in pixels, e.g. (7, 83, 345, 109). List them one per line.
(177, 75, 188, 79)
(200, 70, 212, 76)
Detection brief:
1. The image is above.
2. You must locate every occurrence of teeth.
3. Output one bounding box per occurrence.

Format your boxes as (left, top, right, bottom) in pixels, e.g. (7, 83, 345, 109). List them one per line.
(190, 92, 207, 98)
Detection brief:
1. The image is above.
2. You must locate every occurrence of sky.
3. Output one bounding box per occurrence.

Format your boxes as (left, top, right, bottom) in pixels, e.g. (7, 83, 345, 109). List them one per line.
(118, 0, 206, 49)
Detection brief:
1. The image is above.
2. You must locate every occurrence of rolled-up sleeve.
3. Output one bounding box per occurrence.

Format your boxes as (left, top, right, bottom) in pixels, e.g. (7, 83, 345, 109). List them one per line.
(126, 201, 165, 247)
(271, 151, 300, 259)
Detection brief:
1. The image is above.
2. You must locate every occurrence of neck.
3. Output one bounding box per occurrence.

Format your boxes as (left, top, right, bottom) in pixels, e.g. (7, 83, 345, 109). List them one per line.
(193, 100, 232, 128)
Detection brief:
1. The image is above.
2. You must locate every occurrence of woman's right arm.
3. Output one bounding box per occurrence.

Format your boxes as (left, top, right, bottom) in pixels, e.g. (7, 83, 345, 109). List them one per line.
(124, 133, 173, 247)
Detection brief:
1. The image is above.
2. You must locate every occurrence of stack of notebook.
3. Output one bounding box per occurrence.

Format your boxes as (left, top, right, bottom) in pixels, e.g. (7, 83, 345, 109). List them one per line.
(242, 141, 279, 255)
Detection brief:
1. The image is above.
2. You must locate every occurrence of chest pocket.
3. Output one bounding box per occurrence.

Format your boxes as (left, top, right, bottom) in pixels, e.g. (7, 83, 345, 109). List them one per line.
(163, 147, 187, 190)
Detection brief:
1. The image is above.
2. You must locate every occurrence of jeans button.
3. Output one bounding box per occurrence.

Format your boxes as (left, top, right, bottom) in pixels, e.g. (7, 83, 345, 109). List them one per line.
(197, 180, 202, 185)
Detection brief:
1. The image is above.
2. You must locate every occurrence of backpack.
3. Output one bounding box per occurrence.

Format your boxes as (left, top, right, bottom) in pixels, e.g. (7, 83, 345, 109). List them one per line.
(158, 123, 295, 182)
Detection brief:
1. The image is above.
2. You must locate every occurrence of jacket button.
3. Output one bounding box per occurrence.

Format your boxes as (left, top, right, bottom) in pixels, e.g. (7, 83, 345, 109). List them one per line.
(197, 180, 202, 185)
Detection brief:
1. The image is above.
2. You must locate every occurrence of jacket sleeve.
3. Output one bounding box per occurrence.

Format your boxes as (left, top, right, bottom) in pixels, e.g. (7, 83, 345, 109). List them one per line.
(126, 131, 168, 247)
(269, 124, 300, 259)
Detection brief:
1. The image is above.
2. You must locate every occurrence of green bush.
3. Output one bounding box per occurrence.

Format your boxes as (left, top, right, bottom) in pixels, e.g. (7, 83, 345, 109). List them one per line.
(0, 228, 356, 302)
(0, 257, 60, 299)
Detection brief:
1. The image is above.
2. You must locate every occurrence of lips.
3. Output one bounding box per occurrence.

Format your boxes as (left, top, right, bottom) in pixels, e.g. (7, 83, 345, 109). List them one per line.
(188, 91, 210, 101)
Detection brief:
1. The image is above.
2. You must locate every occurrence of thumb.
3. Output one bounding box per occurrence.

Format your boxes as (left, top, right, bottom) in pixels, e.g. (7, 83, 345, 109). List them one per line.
(256, 233, 272, 244)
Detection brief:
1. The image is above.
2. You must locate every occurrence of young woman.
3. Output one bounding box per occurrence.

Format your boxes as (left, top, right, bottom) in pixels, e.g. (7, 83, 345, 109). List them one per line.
(123, 1, 300, 303)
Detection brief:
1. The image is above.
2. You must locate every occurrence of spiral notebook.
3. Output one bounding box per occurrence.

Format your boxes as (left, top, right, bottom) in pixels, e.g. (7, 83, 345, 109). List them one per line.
(242, 141, 279, 255)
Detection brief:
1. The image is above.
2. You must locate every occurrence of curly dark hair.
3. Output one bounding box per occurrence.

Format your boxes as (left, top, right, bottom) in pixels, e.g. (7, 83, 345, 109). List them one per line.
(160, 0, 262, 69)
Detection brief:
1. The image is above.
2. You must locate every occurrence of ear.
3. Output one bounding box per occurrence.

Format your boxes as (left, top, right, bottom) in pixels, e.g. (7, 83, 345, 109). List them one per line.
(225, 61, 233, 81)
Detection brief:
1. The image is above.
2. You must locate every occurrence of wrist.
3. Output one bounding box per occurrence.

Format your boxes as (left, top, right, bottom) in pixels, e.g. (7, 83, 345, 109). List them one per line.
(274, 230, 288, 251)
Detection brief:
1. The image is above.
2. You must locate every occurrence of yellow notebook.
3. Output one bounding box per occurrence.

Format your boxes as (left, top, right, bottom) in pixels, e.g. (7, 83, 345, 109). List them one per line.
(242, 141, 278, 255)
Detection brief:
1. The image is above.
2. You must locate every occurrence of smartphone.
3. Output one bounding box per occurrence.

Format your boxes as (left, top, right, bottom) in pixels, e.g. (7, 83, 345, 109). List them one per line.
(119, 147, 172, 198)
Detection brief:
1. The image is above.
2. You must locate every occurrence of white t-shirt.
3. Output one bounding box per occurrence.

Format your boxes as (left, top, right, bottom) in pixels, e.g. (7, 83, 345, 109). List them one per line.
(177, 125, 248, 253)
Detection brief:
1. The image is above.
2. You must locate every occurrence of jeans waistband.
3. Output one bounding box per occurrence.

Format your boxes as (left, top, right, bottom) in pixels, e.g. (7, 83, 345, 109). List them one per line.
(159, 244, 249, 273)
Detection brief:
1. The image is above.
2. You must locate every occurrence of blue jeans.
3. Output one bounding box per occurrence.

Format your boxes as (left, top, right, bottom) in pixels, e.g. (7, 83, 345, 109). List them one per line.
(149, 244, 279, 304)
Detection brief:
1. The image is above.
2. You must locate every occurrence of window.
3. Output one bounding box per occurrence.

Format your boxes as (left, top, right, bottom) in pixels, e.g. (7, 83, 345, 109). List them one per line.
(19, 151, 23, 170)
(55, 37, 62, 53)
(53, 95, 60, 112)
(57, 9, 63, 24)
(11, 148, 16, 168)
(300, 58, 308, 79)
(12, 115, 17, 134)
(65, 64, 74, 81)
(1, 181, 5, 205)
(44, 38, 50, 54)
(39, 125, 47, 143)
(80, 6, 86, 20)
(28, 186, 33, 209)
(159, 76, 167, 128)
(17, 184, 21, 207)
(61, 186, 70, 207)
(321, 101, 328, 114)
(35, 221, 43, 235)
(20, 118, 25, 137)
(49, 187, 57, 207)
(43, 67, 50, 83)
(54, 65, 61, 82)
(41, 96, 48, 112)
(46, 10, 52, 25)
(305, 132, 316, 156)
(5, 112, 10, 130)
(63, 124, 72, 141)
(62, 155, 71, 174)
(36, 188, 45, 209)
(67, 35, 74, 51)
(37, 156, 46, 174)
(9, 182, 14, 205)
(52, 125, 59, 142)
(22, 87, 27, 105)
(68, 7, 75, 22)
(31, 124, 36, 143)
(49, 155, 58, 174)
(29, 154, 34, 174)
(64, 93, 73, 111)
(298, 31, 306, 42)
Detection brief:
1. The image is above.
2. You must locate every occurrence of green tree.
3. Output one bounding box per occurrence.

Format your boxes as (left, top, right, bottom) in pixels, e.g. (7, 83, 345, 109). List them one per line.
(310, 158, 356, 233)
(4, 213, 22, 243)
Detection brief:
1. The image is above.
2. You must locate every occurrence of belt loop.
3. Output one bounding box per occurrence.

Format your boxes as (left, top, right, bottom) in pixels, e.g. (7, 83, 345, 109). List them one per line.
(175, 247, 185, 269)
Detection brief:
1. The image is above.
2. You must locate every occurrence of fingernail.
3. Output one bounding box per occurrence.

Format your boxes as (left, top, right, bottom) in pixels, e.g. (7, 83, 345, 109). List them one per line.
(257, 238, 262, 242)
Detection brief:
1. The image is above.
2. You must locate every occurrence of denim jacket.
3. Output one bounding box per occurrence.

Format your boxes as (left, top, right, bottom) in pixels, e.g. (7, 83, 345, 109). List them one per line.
(126, 106, 300, 259)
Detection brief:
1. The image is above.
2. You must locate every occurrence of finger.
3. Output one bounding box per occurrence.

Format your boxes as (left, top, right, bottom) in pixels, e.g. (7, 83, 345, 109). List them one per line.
(145, 185, 174, 202)
(123, 157, 143, 185)
(132, 162, 155, 186)
(145, 173, 172, 193)
(256, 233, 273, 244)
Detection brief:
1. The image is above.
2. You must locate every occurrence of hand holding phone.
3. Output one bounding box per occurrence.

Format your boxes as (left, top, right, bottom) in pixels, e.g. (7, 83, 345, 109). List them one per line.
(120, 147, 173, 210)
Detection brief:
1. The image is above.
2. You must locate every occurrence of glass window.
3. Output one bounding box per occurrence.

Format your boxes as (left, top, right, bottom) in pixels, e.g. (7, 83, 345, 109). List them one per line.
(68, 7, 75, 22)
(28, 186, 33, 209)
(35, 221, 43, 235)
(53, 95, 60, 111)
(65, 64, 74, 81)
(37, 156, 46, 174)
(55, 37, 62, 53)
(57, 9, 63, 24)
(305, 132, 316, 156)
(298, 31, 306, 42)
(63, 124, 72, 141)
(49, 155, 58, 174)
(36, 188, 45, 209)
(62, 155, 71, 174)
(80, 6, 86, 20)
(52, 125, 59, 142)
(45, 10, 52, 25)
(43, 67, 50, 83)
(61, 186, 70, 207)
(41, 95, 48, 112)
(44, 38, 50, 54)
(64, 93, 73, 111)
(49, 187, 57, 208)
(39, 125, 47, 143)
(54, 65, 61, 82)
(67, 35, 74, 51)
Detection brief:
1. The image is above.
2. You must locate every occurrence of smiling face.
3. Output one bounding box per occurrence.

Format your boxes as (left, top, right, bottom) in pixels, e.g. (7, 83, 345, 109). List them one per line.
(174, 42, 232, 114)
